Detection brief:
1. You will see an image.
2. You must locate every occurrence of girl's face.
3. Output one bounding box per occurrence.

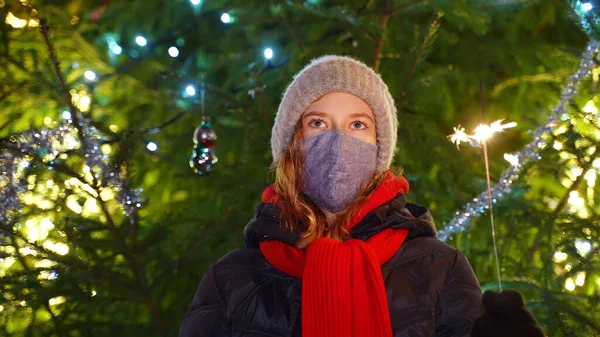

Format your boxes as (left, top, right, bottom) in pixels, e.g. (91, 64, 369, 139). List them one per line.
(301, 92, 376, 145)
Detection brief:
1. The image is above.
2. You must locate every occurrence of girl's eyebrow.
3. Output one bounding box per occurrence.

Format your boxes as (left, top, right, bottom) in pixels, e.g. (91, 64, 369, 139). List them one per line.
(302, 111, 328, 119)
(348, 112, 375, 123)
(302, 111, 374, 123)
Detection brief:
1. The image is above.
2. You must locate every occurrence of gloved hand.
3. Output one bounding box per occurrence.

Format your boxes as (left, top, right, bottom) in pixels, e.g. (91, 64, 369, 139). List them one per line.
(471, 290, 545, 337)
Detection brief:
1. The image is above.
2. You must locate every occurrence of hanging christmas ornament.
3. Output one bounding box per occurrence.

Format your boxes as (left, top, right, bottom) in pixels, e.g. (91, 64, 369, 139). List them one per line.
(189, 116, 218, 175)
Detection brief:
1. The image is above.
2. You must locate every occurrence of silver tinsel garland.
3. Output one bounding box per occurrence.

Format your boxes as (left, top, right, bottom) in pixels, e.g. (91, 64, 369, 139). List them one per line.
(438, 40, 600, 241)
(0, 116, 142, 225)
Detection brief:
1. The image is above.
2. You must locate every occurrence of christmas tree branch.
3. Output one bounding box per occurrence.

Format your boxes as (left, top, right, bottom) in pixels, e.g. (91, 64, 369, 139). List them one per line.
(527, 150, 599, 282)
(403, 12, 443, 94)
(390, 0, 428, 16)
(372, 0, 391, 72)
(39, 20, 84, 141)
(250, 65, 270, 129)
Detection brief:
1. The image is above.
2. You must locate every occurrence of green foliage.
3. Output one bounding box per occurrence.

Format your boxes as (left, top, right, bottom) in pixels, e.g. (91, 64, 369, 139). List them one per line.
(0, 0, 599, 336)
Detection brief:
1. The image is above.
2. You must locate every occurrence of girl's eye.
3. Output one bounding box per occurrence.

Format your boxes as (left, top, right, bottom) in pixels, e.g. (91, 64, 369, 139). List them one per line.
(309, 119, 327, 128)
(351, 121, 367, 130)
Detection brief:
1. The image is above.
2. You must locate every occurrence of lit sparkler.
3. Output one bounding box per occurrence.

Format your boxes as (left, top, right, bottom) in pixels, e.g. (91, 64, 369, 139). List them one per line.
(448, 119, 517, 147)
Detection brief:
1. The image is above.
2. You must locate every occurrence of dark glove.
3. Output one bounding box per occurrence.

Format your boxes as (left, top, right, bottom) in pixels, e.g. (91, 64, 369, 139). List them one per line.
(471, 290, 545, 337)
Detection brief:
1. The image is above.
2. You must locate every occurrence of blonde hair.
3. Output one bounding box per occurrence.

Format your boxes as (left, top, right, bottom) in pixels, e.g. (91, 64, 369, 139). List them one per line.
(272, 124, 388, 249)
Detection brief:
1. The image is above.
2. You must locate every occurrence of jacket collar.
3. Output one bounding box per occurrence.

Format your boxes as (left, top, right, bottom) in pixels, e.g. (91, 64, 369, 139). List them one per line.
(244, 192, 437, 249)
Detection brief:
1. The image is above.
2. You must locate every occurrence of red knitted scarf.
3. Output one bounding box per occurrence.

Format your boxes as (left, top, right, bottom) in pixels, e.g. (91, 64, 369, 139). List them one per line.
(259, 172, 410, 337)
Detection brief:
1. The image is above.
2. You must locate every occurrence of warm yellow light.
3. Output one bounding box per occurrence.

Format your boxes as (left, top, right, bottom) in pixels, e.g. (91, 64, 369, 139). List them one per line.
(19, 247, 37, 256)
(44, 117, 53, 125)
(568, 191, 585, 208)
(101, 144, 112, 155)
(5, 12, 39, 28)
(91, 290, 97, 297)
(554, 126, 568, 135)
(583, 100, 598, 114)
(78, 95, 91, 112)
(26, 226, 40, 242)
(35, 259, 56, 268)
(575, 239, 592, 256)
(109, 124, 119, 132)
(565, 264, 572, 271)
(565, 278, 576, 291)
(584, 169, 596, 187)
(553, 141, 564, 150)
(66, 195, 83, 214)
(20, 301, 27, 307)
(0, 305, 3, 312)
(82, 199, 101, 216)
(100, 188, 115, 201)
(49, 296, 66, 306)
(575, 272, 586, 286)
(40, 217, 54, 229)
(43, 241, 70, 255)
(473, 124, 493, 142)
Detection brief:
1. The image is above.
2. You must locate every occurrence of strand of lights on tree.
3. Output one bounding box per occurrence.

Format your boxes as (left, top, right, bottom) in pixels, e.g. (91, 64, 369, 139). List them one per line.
(438, 40, 600, 242)
(221, 13, 231, 23)
(168, 46, 179, 57)
(264, 48, 274, 60)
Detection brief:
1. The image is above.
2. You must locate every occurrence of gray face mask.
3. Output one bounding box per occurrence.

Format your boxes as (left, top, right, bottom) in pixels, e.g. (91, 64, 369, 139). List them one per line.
(302, 129, 377, 213)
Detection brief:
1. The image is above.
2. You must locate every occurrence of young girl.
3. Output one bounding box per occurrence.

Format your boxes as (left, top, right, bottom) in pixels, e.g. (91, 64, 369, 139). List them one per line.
(179, 55, 482, 337)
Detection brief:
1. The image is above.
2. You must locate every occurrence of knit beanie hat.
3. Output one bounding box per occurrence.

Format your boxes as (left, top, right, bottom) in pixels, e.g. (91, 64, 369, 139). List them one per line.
(471, 290, 545, 337)
(271, 55, 398, 170)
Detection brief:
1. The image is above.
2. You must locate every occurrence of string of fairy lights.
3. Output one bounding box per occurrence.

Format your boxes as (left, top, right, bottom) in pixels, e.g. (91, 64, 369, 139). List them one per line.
(1, 0, 599, 248)
(0, 0, 281, 224)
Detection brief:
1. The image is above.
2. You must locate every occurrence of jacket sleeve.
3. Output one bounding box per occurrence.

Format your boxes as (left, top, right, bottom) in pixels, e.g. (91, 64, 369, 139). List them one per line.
(179, 264, 228, 337)
(435, 251, 483, 337)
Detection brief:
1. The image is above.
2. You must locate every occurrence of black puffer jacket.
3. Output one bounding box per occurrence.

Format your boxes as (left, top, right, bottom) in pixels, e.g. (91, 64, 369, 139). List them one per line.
(179, 194, 483, 337)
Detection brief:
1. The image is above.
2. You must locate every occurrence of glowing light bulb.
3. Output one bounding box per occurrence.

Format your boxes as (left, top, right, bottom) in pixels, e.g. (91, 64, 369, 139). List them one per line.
(168, 46, 179, 57)
(111, 45, 122, 55)
(553, 141, 563, 150)
(185, 85, 196, 96)
(583, 100, 598, 114)
(146, 142, 158, 152)
(84, 70, 96, 81)
(49, 296, 66, 306)
(568, 191, 585, 208)
(575, 239, 592, 256)
(553, 251, 568, 263)
(582, 2, 593, 11)
(221, 13, 231, 23)
(135, 36, 147, 46)
(264, 48, 274, 59)
(565, 278, 575, 291)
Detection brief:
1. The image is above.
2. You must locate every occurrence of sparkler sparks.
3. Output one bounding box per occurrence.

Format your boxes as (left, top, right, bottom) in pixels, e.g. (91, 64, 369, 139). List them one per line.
(448, 119, 517, 147)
